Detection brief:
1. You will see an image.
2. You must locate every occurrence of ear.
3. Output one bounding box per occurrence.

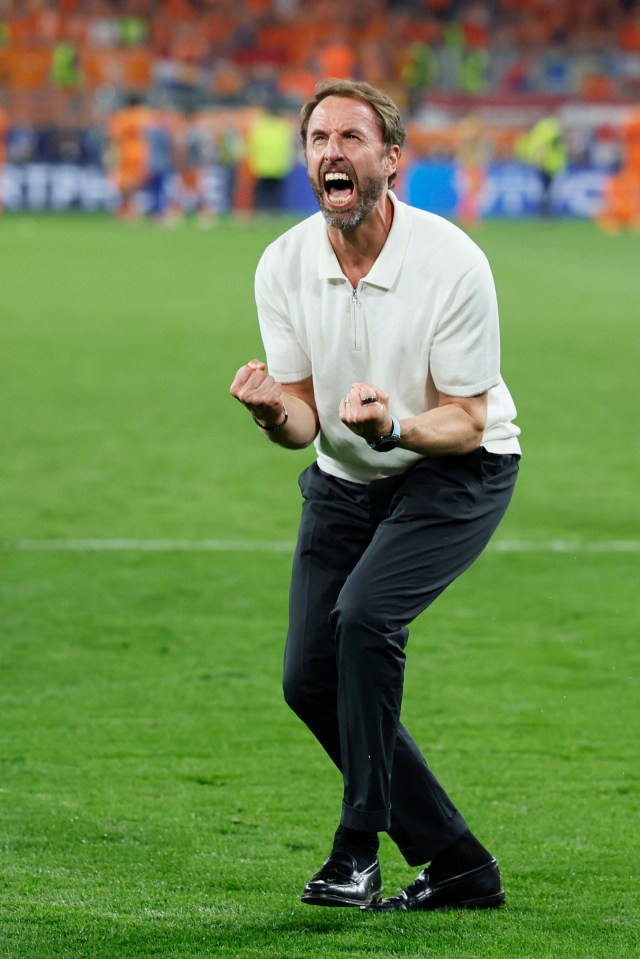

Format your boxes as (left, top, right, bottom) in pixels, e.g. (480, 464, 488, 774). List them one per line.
(384, 144, 401, 178)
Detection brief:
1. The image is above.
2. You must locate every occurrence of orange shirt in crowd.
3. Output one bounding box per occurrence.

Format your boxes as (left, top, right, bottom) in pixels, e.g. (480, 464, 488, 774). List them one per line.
(622, 113, 640, 173)
(108, 104, 152, 194)
(316, 40, 358, 79)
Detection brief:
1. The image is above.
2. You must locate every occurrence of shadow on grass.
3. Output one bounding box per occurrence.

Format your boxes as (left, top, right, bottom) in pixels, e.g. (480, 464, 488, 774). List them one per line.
(7, 900, 500, 959)
(9, 893, 639, 959)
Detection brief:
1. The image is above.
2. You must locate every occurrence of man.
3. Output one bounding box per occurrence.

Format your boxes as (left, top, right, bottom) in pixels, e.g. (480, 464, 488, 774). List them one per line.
(246, 103, 295, 214)
(516, 115, 567, 217)
(229, 79, 521, 912)
(107, 94, 151, 222)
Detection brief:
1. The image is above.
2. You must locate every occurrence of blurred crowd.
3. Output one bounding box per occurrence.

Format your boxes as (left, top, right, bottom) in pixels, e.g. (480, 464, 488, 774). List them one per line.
(1, 0, 640, 115)
(102, 95, 295, 223)
(1, 0, 639, 226)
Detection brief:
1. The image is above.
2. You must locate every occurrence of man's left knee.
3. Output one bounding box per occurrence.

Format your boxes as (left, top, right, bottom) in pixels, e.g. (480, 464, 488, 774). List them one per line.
(330, 588, 407, 663)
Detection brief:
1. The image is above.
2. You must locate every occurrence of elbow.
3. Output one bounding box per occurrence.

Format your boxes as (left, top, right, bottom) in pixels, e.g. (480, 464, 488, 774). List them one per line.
(448, 411, 485, 455)
(460, 397, 487, 453)
(282, 437, 317, 451)
(274, 418, 320, 451)
(464, 421, 486, 454)
(453, 431, 484, 456)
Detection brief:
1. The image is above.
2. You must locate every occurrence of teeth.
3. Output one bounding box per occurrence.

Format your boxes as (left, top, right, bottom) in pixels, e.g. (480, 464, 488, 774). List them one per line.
(325, 172, 351, 182)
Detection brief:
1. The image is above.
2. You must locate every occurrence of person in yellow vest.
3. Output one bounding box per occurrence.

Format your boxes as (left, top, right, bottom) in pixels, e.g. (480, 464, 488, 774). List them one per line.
(516, 115, 567, 217)
(51, 40, 84, 90)
(246, 104, 295, 214)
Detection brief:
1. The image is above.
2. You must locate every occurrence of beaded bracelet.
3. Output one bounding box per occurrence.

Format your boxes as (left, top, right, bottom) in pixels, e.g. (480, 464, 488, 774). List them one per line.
(252, 405, 289, 431)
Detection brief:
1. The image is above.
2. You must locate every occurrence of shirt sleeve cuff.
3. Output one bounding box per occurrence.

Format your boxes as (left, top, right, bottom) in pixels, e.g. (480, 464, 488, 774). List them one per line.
(434, 374, 500, 397)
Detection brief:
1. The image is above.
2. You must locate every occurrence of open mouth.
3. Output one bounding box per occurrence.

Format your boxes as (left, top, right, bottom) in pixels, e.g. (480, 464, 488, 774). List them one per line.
(323, 170, 355, 208)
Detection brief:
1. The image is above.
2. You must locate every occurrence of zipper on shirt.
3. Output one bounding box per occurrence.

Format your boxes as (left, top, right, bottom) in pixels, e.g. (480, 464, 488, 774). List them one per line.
(350, 286, 361, 351)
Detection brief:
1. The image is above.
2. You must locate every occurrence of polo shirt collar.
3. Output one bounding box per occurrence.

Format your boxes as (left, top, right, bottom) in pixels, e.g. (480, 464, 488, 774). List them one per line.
(317, 191, 412, 289)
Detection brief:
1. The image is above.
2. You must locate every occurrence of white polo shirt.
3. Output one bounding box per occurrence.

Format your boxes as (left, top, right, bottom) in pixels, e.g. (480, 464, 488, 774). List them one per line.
(255, 192, 521, 484)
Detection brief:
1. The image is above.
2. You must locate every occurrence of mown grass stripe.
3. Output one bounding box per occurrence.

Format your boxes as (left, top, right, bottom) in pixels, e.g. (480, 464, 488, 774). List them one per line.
(3, 538, 640, 553)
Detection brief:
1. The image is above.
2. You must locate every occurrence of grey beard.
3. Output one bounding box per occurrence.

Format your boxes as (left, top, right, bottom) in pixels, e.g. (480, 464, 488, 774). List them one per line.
(310, 174, 386, 231)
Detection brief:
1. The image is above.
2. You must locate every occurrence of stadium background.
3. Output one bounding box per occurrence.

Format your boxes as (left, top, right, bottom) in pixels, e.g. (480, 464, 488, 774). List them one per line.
(1, 0, 640, 220)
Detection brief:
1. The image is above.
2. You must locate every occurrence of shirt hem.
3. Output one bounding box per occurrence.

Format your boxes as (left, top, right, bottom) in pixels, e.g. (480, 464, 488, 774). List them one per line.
(270, 370, 312, 384)
(435, 376, 500, 397)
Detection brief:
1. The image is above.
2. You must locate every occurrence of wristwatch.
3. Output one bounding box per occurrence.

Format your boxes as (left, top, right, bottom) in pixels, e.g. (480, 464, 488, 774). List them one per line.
(368, 415, 402, 452)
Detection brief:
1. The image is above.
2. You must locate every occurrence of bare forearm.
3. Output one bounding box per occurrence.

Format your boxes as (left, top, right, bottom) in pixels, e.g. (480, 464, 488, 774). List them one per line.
(399, 403, 485, 456)
(340, 382, 487, 456)
(230, 363, 319, 450)
(257, 391, 319, 449)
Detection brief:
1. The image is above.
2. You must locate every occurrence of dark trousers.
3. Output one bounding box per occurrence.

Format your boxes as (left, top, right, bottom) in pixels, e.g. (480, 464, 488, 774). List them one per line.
(283, 449, 519, 867)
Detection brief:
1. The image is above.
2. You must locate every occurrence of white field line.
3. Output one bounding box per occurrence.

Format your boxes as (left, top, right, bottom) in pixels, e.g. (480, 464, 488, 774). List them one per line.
(2, 538, 640, 554)
(2, 538, 297, 553)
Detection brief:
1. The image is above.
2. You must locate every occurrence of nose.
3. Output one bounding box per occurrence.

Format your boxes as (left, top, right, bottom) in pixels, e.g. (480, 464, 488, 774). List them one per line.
(324, 132, 344, 161)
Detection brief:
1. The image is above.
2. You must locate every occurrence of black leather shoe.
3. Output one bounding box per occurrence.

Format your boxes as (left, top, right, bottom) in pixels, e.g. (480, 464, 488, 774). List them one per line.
(301, 851, 383, 907)
(363, 858, 505, 912)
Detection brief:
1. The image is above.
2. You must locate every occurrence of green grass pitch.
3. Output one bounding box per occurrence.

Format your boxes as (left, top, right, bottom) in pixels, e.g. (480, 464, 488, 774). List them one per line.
(1, 213, 639, 958)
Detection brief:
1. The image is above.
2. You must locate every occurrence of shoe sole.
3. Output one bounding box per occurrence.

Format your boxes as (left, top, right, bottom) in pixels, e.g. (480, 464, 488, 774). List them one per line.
(364, 890, 506, 913)
(455, 891, 506, 909)
(301, 891, 383, 908)
(422, 891, 507, 912)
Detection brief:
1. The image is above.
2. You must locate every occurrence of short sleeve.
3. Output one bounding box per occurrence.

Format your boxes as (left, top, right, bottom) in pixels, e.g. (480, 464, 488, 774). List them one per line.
(254, 246, 312, 384)
(429, 257, 501, 397)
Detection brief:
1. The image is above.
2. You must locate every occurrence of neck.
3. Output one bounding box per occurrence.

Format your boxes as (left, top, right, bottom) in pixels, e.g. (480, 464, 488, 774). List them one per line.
(327, 194, 394, 288)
